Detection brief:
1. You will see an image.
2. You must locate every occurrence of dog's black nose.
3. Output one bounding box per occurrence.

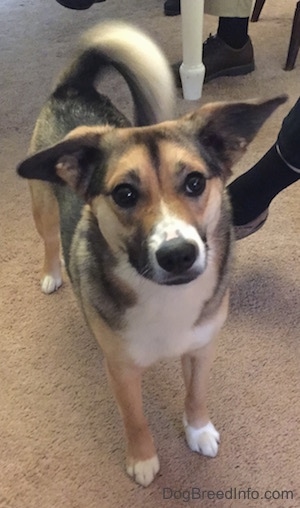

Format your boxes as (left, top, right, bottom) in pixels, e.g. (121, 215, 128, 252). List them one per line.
(156, 238, 198, 274)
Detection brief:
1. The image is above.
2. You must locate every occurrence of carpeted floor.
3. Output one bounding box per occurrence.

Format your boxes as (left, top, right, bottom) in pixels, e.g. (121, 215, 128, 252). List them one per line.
(1, 0, 299, 507)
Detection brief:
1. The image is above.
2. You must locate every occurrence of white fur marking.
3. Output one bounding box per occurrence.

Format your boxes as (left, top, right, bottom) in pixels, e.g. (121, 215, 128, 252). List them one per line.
(127, 455, 160, 487)
(183, 414, 220, 457)
(41, 274, 62, 294)
(148, 202, 207, 278)
(122, 276, 216, 366)
(118, 256, 225, 367)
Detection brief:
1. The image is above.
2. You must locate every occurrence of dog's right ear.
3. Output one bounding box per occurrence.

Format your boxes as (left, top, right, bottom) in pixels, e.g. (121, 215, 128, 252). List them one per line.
(17, 131, 108, 199)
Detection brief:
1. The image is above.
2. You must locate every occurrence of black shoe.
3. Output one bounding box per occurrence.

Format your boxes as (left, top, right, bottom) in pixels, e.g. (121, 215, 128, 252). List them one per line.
(164, 0, 180, 16)
(55, 0, 105, 10)
(172, 33, 255, 87)
(203, 34, 255, 82)
(234, 209, 269, 240)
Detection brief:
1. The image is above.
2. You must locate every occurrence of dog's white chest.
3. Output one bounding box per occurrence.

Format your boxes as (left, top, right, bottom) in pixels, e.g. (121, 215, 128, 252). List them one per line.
(121, 262, 219, 367)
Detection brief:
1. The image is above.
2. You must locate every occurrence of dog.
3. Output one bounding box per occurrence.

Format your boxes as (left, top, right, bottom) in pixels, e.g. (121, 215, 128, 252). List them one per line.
(17, 21, 286, 487)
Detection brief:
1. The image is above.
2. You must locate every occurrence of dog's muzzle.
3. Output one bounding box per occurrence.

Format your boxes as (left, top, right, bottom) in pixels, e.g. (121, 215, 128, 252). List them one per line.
(144, 215, 208, 285)
(128, 215, 207, 285)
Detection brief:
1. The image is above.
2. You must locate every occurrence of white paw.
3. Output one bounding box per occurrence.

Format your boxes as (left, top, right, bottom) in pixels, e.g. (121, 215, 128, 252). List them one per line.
(127, 455, 160, 487)
(183, 415, 220, 457)
(41, 274, 62, 294)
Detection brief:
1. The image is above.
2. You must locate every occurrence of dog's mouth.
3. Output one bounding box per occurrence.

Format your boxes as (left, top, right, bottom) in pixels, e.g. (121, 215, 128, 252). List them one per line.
(154, 266, 204, 286)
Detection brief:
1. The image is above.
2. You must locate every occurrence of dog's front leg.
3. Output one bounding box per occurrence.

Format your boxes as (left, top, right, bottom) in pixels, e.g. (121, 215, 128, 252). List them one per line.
(105, 358, 159, 487)
(181, 292, 229, 457)
(181, 338, 220, 458)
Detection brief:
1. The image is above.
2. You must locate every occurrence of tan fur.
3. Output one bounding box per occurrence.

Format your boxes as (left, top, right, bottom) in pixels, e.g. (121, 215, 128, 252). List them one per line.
(91, 133, 225, 244)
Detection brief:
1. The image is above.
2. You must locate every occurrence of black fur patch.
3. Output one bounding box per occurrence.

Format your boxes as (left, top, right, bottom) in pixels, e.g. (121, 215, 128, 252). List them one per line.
(71, 211, 137, 329)
(132, 130, 162, 174)
(126, 225, 153, 281)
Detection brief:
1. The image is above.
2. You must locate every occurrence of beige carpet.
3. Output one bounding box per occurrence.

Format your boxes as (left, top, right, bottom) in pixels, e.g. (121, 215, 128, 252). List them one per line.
(1, 0, 299, 506)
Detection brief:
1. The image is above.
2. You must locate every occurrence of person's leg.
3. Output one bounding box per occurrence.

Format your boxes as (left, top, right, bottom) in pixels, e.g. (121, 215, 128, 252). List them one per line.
(171, 0, 255, 84)
(203, 0, 254, 82)
(164, 0, 253, 19)
(164, 0, 180, 17)
(228, 98, 300, 239)
(217, 16, 249, 49)
(205, 0, 253, 18)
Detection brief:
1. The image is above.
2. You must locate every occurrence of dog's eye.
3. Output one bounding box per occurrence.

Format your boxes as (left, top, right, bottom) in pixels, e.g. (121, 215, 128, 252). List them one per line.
(184, 172, 206, 197)
(111, 184, 139, 208)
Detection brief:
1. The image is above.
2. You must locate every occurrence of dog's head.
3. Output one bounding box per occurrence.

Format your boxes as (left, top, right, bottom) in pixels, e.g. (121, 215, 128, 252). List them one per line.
(18, 96, 286, 285)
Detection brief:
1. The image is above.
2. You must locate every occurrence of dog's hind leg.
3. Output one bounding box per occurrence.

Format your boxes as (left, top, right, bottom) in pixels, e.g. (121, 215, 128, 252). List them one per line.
(29, 180, 62, 294)
(105, 357, 160, 487)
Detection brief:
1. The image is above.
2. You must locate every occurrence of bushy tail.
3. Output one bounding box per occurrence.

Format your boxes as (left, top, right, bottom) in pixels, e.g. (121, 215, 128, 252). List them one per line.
(55, 21, 176, 126)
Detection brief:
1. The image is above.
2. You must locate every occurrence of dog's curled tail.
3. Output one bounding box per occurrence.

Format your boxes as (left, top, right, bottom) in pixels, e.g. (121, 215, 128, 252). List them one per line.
(55, 21, 176, 126)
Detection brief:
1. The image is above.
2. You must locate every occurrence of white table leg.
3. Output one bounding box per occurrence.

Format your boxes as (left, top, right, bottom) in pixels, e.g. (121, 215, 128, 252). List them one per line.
(180, 0, 205, 100)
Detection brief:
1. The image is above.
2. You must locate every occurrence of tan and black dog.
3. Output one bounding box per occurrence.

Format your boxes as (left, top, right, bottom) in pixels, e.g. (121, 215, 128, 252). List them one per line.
(17, 21, 286, 487)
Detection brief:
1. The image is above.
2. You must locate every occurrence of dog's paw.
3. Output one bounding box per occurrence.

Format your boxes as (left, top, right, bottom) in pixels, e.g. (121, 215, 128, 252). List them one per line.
(183, 416, 220, 457)
(127, 455, 160, 487)
(41, 274, 62, 294)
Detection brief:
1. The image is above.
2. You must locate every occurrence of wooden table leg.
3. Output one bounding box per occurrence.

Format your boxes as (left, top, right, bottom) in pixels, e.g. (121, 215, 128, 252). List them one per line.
(284, 1, 300, 71)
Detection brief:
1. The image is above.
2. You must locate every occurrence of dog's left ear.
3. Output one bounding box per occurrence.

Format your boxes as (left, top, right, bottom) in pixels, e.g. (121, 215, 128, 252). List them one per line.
(17, 129, 109, 199)
(181, 95, 287, 179)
